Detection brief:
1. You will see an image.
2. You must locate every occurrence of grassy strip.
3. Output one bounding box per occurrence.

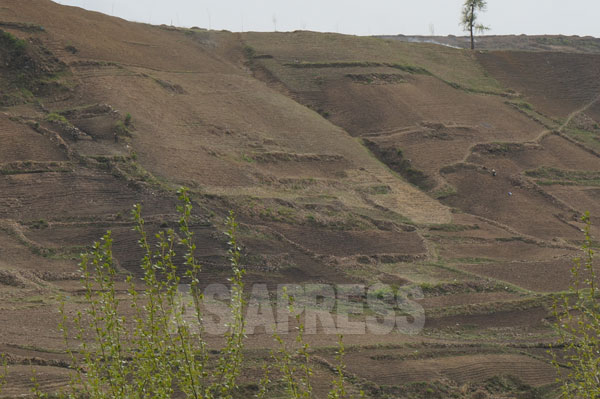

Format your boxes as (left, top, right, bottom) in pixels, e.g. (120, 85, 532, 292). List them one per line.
(424, 295, 550, 318)
(563, 127, 600, 153)
(0, 22, 44, 32)
(284, 60, 431, 75)
(524, 167, 600, 186)
(505, 100, 561, 129)
(0, 29, 26, 54)
(283, 60, 515, 96)
(428, 223, 479, 232)
(0, 169, 70, 175)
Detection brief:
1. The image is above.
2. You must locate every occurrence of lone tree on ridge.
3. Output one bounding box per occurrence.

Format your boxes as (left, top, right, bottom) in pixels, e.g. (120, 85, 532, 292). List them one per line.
(460, 0, 489, 50)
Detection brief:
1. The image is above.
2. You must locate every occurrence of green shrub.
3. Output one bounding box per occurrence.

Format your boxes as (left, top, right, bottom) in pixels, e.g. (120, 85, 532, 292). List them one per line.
(29, 219, 49, 230)
(0, 29, 27, 54)
(64, 44, 78, 54)
(0, 356, 6, 394)
(0, 22, 44, 32)
(317, 108, 330, 118)
(0, 188, 356, 398)
(551, 212, 600, 399)
(58, 188, 246, 399)
(113, 120, 132, 137)
(243, 44, 256, 59)
(45, 112, 69, 125)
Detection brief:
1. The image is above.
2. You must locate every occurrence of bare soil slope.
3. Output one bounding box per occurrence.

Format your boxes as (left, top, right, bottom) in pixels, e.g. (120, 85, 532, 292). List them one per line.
(0, 1, 599, 398)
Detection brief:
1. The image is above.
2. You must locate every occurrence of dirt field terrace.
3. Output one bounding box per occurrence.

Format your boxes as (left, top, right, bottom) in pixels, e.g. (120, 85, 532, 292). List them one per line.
(0, 1, 599, 397)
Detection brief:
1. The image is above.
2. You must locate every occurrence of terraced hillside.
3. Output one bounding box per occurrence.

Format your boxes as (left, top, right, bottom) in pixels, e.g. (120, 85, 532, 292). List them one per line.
(1, 1, 599, 397)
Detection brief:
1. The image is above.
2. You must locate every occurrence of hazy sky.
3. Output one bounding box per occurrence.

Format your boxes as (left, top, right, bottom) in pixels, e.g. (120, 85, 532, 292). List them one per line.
(51, 0, 600, 37)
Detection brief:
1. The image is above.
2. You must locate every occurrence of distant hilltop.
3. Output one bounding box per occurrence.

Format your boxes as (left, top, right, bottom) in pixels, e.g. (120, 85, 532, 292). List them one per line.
(379, 34, 600, 53)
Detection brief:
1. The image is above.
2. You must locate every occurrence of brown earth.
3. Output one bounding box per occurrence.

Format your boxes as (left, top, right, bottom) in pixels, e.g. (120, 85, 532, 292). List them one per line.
(0, 116, 68, 163)
(0, 1, 599, 397)
(437, 238, 574, 263)
(273, 223, 425, 257)
(456, 258, 595, 292)
(342, 352, 556, 387)
(440, 167, 581, 241)
(476, 51, 600, 119)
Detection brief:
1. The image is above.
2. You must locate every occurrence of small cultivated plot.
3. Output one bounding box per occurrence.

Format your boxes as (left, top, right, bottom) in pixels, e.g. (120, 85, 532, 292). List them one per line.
(422, 301, 555, 343)
(425, 213, 517, 241)
(0, 161, 72, 176)
(273, 223, 425, 257)
(331, 345, 557, 388)
(417, 291, 523, 310)
(417, 280, 529, 314)
(542, 185, 600, 227)
(455, 258, 600, 293)
(0, 229, 80, 279)
(467, 134, 600, 178)
(477, 51, 600, 119)
(436, 236, 575, 263)
(504, 99, 560, 130)
(0, 116, 68, 163)
(441, 166, 582, 241)
(379, 261, 482, 287)
(0, 167, 177, 221)
(0, 365, 71, 397)
(231, 351, 367, 399)
(564, 127, 600, 153)
(374, 260, 536, 315)
(344, 72, 407, 85)
(524, 166, 600, 186)
(245, 31, 504, 94)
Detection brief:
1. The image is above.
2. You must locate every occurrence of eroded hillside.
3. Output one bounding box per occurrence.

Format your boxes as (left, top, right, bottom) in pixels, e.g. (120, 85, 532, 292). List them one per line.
(1, 1, 600, 397)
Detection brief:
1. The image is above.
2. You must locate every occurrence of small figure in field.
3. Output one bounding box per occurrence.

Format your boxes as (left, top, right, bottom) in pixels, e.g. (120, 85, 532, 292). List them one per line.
(508, 191, 513, 196)
(491, 168, 497, 177)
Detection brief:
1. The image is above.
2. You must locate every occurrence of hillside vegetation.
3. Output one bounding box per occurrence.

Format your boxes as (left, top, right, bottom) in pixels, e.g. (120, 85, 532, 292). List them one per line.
(0, 1, 599, 397)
